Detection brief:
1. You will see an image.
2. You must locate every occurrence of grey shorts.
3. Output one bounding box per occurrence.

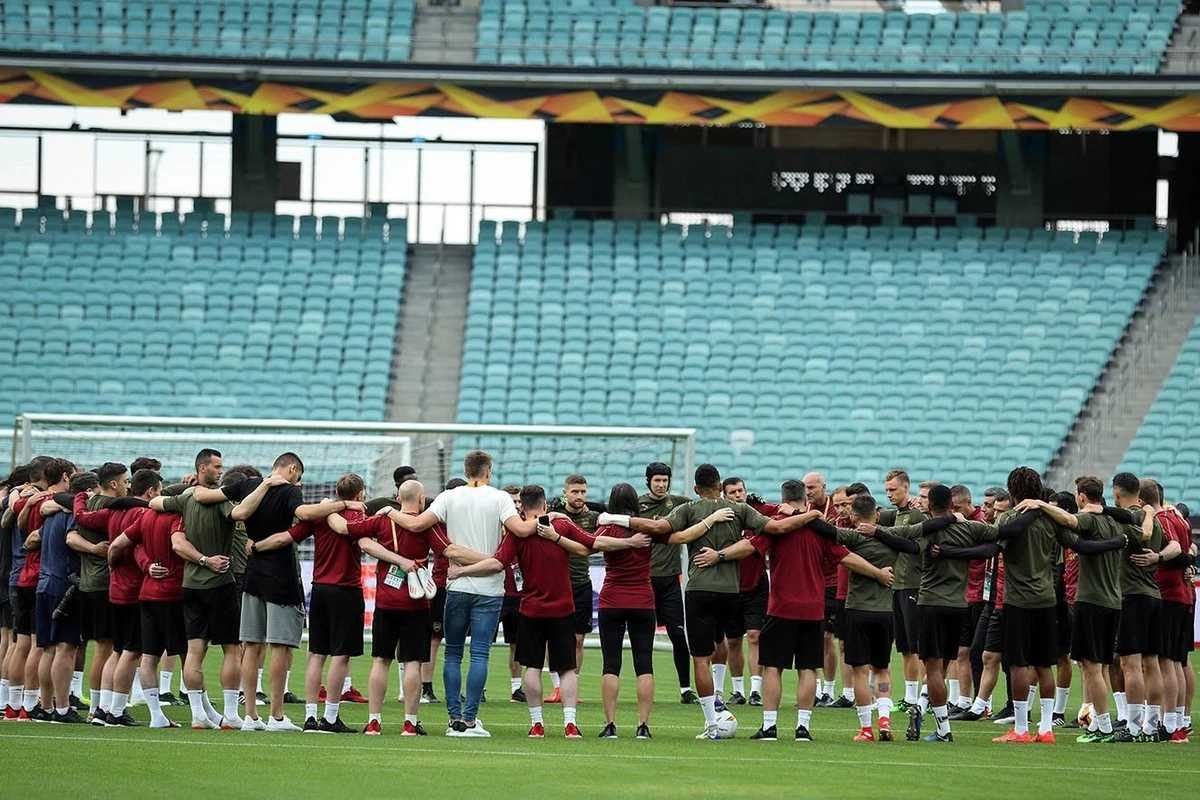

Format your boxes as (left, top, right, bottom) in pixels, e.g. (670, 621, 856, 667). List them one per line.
(239, 593, 304, 648)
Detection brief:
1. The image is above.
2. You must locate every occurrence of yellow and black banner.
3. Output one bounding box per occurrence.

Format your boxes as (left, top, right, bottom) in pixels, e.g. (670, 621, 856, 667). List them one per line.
(3, 69, 1200, 130)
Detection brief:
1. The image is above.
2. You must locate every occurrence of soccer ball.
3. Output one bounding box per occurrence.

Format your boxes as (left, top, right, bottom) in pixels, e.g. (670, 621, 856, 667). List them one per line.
(714, 710, 738, 739)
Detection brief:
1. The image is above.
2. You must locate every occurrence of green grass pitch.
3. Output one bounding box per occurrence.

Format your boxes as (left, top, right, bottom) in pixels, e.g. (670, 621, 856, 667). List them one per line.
(2, 643, 1198, 799)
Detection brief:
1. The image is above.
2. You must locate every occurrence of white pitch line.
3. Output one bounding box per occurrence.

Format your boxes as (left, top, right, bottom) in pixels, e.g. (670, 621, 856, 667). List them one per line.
(1, 732, 1197, 775)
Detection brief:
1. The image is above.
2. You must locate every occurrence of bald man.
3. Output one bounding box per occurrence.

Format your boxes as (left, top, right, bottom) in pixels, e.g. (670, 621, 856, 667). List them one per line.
(804, 472, 845, 707)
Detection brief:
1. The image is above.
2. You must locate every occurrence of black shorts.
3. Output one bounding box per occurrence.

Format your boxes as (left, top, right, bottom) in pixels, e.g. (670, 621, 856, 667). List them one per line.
(516, 613, 576, 673)
(0, 596, 10, 630)
(1188, 604, 1196, 654)
(1055, 600, 1072, 657)
(832, 599, 847, 640)
(651, 575, 685, 631)
(372, 607, 430, 663)
(758, 615, 824, 671)
(13, 585, 35, 637)
(501, 595, 522, 645)
(140, 600, 186, 657)
(1161, 601, 1191, 664)
(727, 576, 768, 640)
(918, 606, 966, 662)
(182, 584, 242, 646)
(685, 590, 738, 658)
(823, 585, 838, 634)
(842, 609, 894, 669)
(1116, 594, 1162, 657)
(36, 589, 82, 647)
(233, 571, 245, 594)
(308, 584, 365, 657)
(960, 601, 985, 649)
(598, 607, 656, 676)
(1070, 602, 1121, 664)
(110, 602, 142, 654)
(892, 588, 921, 654)
(571, 581, 593, 634)
(428, 587, 446, 641)
(1001, 605, 1058, 669)
(81, 589, 112, 642)
(985, 605, 1005, 653)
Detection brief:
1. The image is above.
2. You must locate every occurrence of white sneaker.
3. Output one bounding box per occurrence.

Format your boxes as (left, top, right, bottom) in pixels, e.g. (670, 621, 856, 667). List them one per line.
(266, 715, 302, 732)
(240, 716, 267, 731)
(191, 717, 219, 730)
(419, 694, 430, 704)
(446, 722, 460, 737)
(696, 725, 721, 740)
(459, 719, 491, 737)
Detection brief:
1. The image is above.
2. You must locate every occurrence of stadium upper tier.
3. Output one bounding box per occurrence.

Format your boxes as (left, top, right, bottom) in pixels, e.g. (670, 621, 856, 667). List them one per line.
(0, 0, 415, 61)
(477, 0, 1180, 74)
(0, 206, 403, 423)
(1119, 318, 1200, 503)
(456, 219, 1166, 494)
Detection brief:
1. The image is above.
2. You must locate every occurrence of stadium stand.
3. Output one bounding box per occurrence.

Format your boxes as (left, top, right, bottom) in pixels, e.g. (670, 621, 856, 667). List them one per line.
(0, 0, 415, 61)
(0, 203, 404, 423)
(476, 0, 1181, 74)
(1119, 316, 1200, 501)
(455, 219, 1167, 494)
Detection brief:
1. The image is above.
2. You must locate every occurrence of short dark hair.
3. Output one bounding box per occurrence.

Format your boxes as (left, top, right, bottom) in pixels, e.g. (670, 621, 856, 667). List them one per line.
(1138, 478, 1162, 506)
(780, 479, 806, 504)
(1176, 502, 1189, 520)
(694, 464, 721, 491)
(70, 471, 99, 494)
(1075, 476, 1104, 503)
(130, 457, 161, 474)
(950, 484, 971, 503)
(392, 465, 417, 486)
(983, 486, 1002, 499)
(1007, 466, 1044, 503)
(195, 449, 222, 471)
(850, 494, 877, 520)
(221, 469, 249, 487)
(1049, 491, 1078, 514)
(846, 482, 870, 496)
(564, 474, 587, 488)
(502, 485, 521, 496)
(1112, 472, 1140, 498)
(721, 476, 745, 492)
(228, 463, 261, 479)
(3, 466, 30, 487)
(645, 462, 672, 480)
(464, 451, 492, 480)
(336, 474, 365, 501)
(130, 468, 161, 496)
(95, 462, 127, 487)
(273, 452, 304, 475)
(445, 478, 468, 491)
(28, 455, 53, 483)
(519, 484, 547, 511)
(990, 488, 1012, 504)
(607, 483, 640, 517)
(928, 484, 953, 513)
(44, 458, 73, 486)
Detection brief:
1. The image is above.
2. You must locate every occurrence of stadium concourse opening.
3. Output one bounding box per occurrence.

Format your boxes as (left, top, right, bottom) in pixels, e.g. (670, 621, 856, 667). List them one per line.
(1, 1, 1199, 792)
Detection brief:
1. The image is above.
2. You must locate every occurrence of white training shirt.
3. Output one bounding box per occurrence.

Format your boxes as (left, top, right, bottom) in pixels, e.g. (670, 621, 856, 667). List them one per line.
(429, 484, 518, 597)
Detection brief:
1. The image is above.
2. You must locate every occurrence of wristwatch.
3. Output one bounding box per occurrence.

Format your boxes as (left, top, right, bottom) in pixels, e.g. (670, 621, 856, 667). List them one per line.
(199, 556, 207, 567)
(718, 550, 726, 562)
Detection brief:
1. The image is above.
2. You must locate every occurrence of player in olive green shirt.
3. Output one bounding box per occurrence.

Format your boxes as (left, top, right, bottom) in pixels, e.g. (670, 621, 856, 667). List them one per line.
(561, 475, 601, 681)
(881, 469, 927, 711)
(636, 461, 696, 701)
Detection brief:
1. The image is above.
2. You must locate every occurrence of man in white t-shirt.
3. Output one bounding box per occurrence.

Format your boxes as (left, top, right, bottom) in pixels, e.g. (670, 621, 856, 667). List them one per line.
(388, 450, 539, 736)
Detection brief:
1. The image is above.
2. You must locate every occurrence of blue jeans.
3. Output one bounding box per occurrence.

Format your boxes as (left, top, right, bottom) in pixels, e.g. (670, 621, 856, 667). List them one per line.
(443, 591, 502, 723)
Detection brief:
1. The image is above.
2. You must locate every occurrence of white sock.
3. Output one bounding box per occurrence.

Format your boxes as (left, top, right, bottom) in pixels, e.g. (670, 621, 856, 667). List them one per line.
(188, 689, 206, 721)
(1176, 705, 1185, 719)
(732, 676, 745, 695)
(751, 675, 762, 695)
(712, 664, 727, 694)
(948, 679, 961, 706)
(0, 678, 8, 708)
(396, 662, 404, 685)
(1165, 711, 1178, 733)
(22, 689, 36, 712)
(1038, 697, 1054, 735)
(822, 679, 835, 698)
(552, 672, 561, 689)
(1053, 687, 1069, 715)
(986, 697, 993, 712)
(763, 709, 778, 728)
(6, 684, 20, 710)
(405, 713, 418, 725)
(956, 696, 971, 710)
(904, 681, 918, 704)
(934, 705, 951, 736)
(1183, 715, 1192, 730)
(1096, 711, 1113, 734)
(970, 696, 988, 715)
(99, 688, 112, 713)
(256, 669, 264, 694)
(680, 685, 693, 696)
(324, 701, 340, 724)
(223, 689, 240, 722)
(111, 691, 129, 716)
(283, 670, 291, 694)
(1145, 704, 1161, 735)
(145, 687, 169, 727)
(201, 691, 222, 725)
(856, 705, 873, 729)
(877, 697, 892, 722)
(511, 677, 521, 692)
(181, 676, 191, 695)
(343, 676, 352, 694)
(1129, 701, 1144, 732)
(530, 705, 543, 724)
(842, 686, 856, 703)
(917, 693, 930, 715)
(699, 695, 717, 727)
(131, 670, 143, 703)
(305, 702, 318, 720)
(55, 705, 69, 715)
(797, 709, 812, 730)
(1026, 685, 1035, 705)
(71, 671, 83, 698)
(1114, 692, 1127, 721)
(868, 672, 876, 691)
(1013, 699, 1030, 735)
(563, 707, 576, 725)
(160, 670, 172, 695)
